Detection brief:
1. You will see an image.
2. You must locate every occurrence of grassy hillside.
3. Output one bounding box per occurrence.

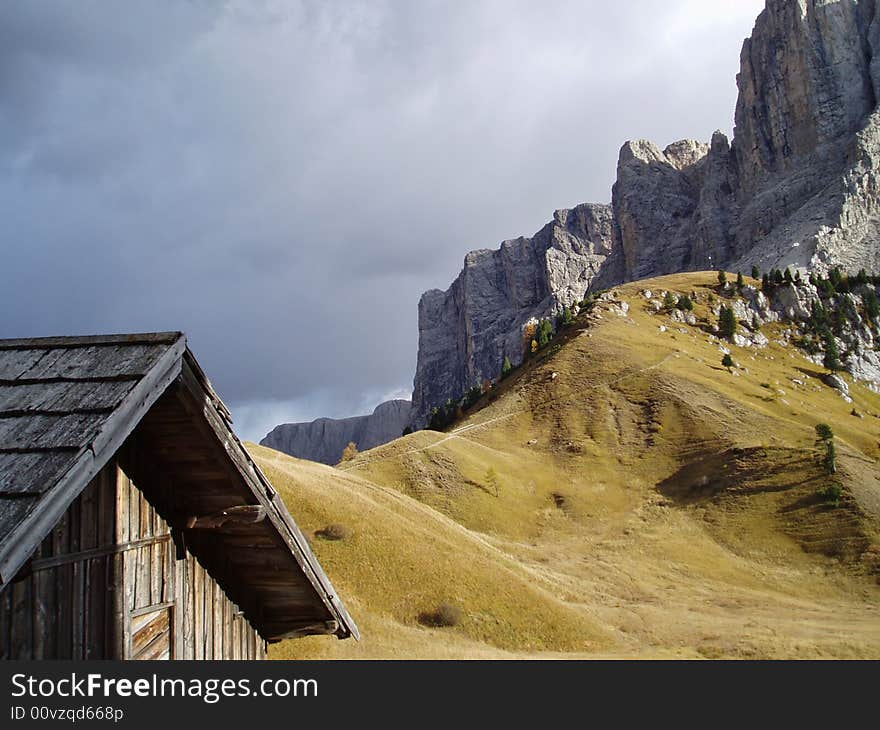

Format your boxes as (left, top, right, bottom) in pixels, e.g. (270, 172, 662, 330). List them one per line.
(250, 272, 880, 659)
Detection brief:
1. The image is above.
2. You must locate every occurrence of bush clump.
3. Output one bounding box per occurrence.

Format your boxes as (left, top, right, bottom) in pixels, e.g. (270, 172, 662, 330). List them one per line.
(817, 483, 843, 508)
(315, 523, 352, 541)
(419, 603, 463, 628)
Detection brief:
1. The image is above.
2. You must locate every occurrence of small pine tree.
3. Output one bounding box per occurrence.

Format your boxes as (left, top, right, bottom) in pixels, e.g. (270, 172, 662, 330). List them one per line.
(829, 267, 843, 289)
(751, 265, 760, 280)
(501, 355, 513, 379)
(736, 271, 744, 289)
(717, 270, 727, 286)
(773, 269, 784, 285)
(823, 332, 842, 372)
(814, 423, 834, 442)
(537, 319, 554, 349)
(823, 440, 838, 475)
(721, 353, 734, 369)
(783, 268, 793, 284)
(855, 268, 869, 286)
(719, 306, 736, 339)
(761, 273, 770, 291)
(676, 295, 693, 311)
(838, 294, 858, 324)
(865, 289, 879, 323)
(663, 291, 676, 311)
(561, 306, 574, 327)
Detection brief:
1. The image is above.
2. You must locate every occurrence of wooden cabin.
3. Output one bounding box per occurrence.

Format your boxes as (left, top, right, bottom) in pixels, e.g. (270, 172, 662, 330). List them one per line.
(0, 332, 358, 659)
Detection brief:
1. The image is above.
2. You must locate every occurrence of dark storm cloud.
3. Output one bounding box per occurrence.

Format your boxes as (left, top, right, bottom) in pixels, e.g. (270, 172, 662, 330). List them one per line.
(0, 0, 764, 440)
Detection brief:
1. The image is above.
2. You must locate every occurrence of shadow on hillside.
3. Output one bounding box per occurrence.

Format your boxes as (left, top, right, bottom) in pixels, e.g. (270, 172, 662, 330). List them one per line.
(656, 447, 813, 505)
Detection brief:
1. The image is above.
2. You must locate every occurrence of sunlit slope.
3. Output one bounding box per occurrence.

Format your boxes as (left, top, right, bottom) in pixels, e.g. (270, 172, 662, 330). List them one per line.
(252, 272, 880, 658)
(247, 444, 612, 659)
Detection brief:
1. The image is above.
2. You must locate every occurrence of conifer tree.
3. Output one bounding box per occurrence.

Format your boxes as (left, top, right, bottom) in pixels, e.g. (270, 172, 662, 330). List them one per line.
(719, 306, 736, 339)
(823, 332, 841, 372)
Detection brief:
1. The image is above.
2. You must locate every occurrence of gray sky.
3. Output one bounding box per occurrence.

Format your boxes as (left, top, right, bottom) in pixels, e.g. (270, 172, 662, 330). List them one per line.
(0, 0, 764, 441)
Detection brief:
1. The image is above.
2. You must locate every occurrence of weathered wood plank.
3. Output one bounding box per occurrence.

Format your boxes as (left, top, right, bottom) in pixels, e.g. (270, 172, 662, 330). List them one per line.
(0, 380, 134, 416)
(71, 560, 83, 660)
(172, 552, 182, 659)
(97, 464, 115, 548)
(116, 464, 129, 544)
(9, 577, 31, 659)
(204, 576, 214, 659)
(213, 574, 222, 658)
(110, 551, 124, 659)
(0, 413, 105, 451)
(54, 502, 72, 659)
(135, 548, 150, 612)
(231, 611, 241, 661)
(0, 452, 75, 495)
(16, 345, 169, 381)
(131, 607, 171, 659)
(0, 585, 11, 659)
(0, 349, 49, 380)
(80, 477, 98, 552)
(193, 561, 204, 660)
(0, 332, 182, 351)
(121, 549, 133, 657)
(33, 569, 47, 659)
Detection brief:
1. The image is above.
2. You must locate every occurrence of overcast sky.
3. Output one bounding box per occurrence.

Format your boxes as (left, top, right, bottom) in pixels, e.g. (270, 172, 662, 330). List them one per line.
(0, 0, 765, 441)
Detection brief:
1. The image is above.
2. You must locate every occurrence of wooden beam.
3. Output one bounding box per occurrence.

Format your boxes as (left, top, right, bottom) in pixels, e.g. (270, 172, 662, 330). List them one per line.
(25, 535, 171, 573)
(0, 332, 183, 351)
(186, 505, 266, 530)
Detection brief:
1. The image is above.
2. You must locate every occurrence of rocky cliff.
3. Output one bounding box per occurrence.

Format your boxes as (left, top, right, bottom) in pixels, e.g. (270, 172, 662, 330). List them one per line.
(411, 203, 613, 426)
(411, 0, 880, 427)
(261, 399, 412, 465)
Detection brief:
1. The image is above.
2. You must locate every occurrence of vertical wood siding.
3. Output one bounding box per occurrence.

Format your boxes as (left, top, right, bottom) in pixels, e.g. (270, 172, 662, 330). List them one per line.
(0, 448, 267, 660)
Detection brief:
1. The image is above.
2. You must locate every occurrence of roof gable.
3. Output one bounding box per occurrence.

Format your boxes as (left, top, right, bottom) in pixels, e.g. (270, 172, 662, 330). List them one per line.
(0, 332, 357, 642)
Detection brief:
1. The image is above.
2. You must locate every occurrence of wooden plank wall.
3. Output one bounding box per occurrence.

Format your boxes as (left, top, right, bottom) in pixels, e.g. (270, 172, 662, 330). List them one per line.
(0, 464, 116, 659)
(116, 457, 265, 660)
(0, 447, 266, 660)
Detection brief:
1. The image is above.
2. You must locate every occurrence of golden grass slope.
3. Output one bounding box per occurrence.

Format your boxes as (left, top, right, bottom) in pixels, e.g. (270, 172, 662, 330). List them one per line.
(250, 272, 880, 659)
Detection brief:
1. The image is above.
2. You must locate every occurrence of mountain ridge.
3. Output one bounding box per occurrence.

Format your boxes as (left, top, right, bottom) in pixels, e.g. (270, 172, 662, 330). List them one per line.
(411, 0, 880, 427)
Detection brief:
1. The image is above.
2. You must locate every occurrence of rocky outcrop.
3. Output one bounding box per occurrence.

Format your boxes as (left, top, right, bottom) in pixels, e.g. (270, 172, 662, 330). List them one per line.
(261, 399, 412, 465)
(411, 203, 613, 426)
(411, 0, 880, 426)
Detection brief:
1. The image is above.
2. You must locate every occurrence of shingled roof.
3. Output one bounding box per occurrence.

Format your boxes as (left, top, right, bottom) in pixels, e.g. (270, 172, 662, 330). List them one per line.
(0, 332, 358, 642)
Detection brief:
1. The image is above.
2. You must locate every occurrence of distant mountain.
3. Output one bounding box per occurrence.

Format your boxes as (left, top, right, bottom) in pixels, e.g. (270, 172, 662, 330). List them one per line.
(260, 399, 411, 465)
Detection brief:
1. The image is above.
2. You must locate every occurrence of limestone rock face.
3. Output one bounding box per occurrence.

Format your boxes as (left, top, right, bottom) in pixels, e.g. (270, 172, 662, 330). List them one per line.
(261, 399, 412, 465)
(411, 203, 613, 427)
(730, 0, 880, 273)
(410, 0, 880, 424)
